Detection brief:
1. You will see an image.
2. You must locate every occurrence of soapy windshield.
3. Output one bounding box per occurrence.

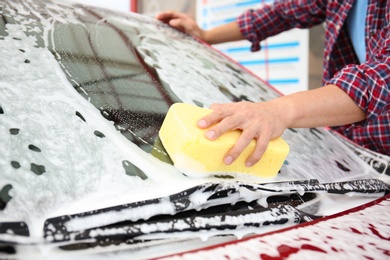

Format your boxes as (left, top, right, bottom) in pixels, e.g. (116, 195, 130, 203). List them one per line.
(46, 6, 277, 156)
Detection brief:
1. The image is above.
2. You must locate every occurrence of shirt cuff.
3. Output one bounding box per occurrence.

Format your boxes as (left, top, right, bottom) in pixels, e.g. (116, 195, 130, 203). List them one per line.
(326, 64, 388, 123)
(237, 9, 262, 52)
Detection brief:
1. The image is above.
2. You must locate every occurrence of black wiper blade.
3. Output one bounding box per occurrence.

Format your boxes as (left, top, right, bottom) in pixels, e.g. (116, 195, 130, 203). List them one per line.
(53, 203, 319, 250)
(1, 179, 387, 246)
(43, 179, 389, 245)
(257, 178, 390, 194)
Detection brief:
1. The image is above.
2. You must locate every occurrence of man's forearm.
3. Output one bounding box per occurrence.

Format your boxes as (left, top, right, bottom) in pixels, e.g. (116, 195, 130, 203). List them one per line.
(273, 84, 366, 128)
(203, 21, 245, 44)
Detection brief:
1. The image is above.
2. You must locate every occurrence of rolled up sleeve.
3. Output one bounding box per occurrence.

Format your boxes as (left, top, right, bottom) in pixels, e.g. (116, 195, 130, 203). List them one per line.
(327, 26, 390, 154)
(237, 9, 263, 52)
(236, 0, 326, 52)
(327, 27, 390, 123)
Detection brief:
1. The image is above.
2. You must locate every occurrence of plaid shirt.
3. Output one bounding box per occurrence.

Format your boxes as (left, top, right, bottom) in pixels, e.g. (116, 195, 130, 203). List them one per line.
(237, 0, 390, 155)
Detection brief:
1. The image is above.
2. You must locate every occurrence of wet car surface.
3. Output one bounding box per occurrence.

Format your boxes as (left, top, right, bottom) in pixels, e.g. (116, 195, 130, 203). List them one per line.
(0, 0, 389, 258)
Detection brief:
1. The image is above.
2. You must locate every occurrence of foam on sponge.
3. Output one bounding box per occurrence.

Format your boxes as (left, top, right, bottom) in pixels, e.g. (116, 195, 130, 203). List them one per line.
(159, 103, 289, 178)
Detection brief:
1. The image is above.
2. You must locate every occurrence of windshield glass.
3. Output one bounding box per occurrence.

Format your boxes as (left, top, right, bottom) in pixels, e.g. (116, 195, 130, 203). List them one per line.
(45, 6, 280, 156)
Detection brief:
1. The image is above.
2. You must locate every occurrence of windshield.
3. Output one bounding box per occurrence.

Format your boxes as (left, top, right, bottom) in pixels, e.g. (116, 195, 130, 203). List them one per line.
(45, 6, 281, 156)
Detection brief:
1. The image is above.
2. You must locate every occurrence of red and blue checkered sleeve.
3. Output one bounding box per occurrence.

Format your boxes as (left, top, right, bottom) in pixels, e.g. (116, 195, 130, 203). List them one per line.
(327, 26, 390, 123)
(327, 26, 390, 154)
(237, 0, 327, 52)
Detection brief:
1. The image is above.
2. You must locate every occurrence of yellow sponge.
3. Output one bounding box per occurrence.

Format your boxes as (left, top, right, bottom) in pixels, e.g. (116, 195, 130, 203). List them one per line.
(159, 103, 289, 178)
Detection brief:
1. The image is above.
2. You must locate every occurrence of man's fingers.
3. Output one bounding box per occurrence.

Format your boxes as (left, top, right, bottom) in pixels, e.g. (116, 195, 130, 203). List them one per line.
(246, 131, 271, 167)
(169, 19, 186, 31)
(196, 104, 230, 130)
(199, 111, 240, 141)
(195, 102, 286, 167)
(155, 11, 174, 22)
(156, 11, 190, 24)
(224, 129, 271, 167)
(224, 130, 254, 165)
(156, 11, 180, 20)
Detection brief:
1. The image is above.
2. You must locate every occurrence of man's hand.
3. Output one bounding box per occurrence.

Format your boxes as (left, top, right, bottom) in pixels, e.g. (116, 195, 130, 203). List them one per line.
(156, 11, 245, 45)
(156, 11, 205, 40)
(196, 85, 365, 167)
(196, 101, 291, 167)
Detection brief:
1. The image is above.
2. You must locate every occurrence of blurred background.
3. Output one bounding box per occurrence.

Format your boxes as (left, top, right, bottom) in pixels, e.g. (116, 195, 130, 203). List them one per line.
(70, 0, 324, 94)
